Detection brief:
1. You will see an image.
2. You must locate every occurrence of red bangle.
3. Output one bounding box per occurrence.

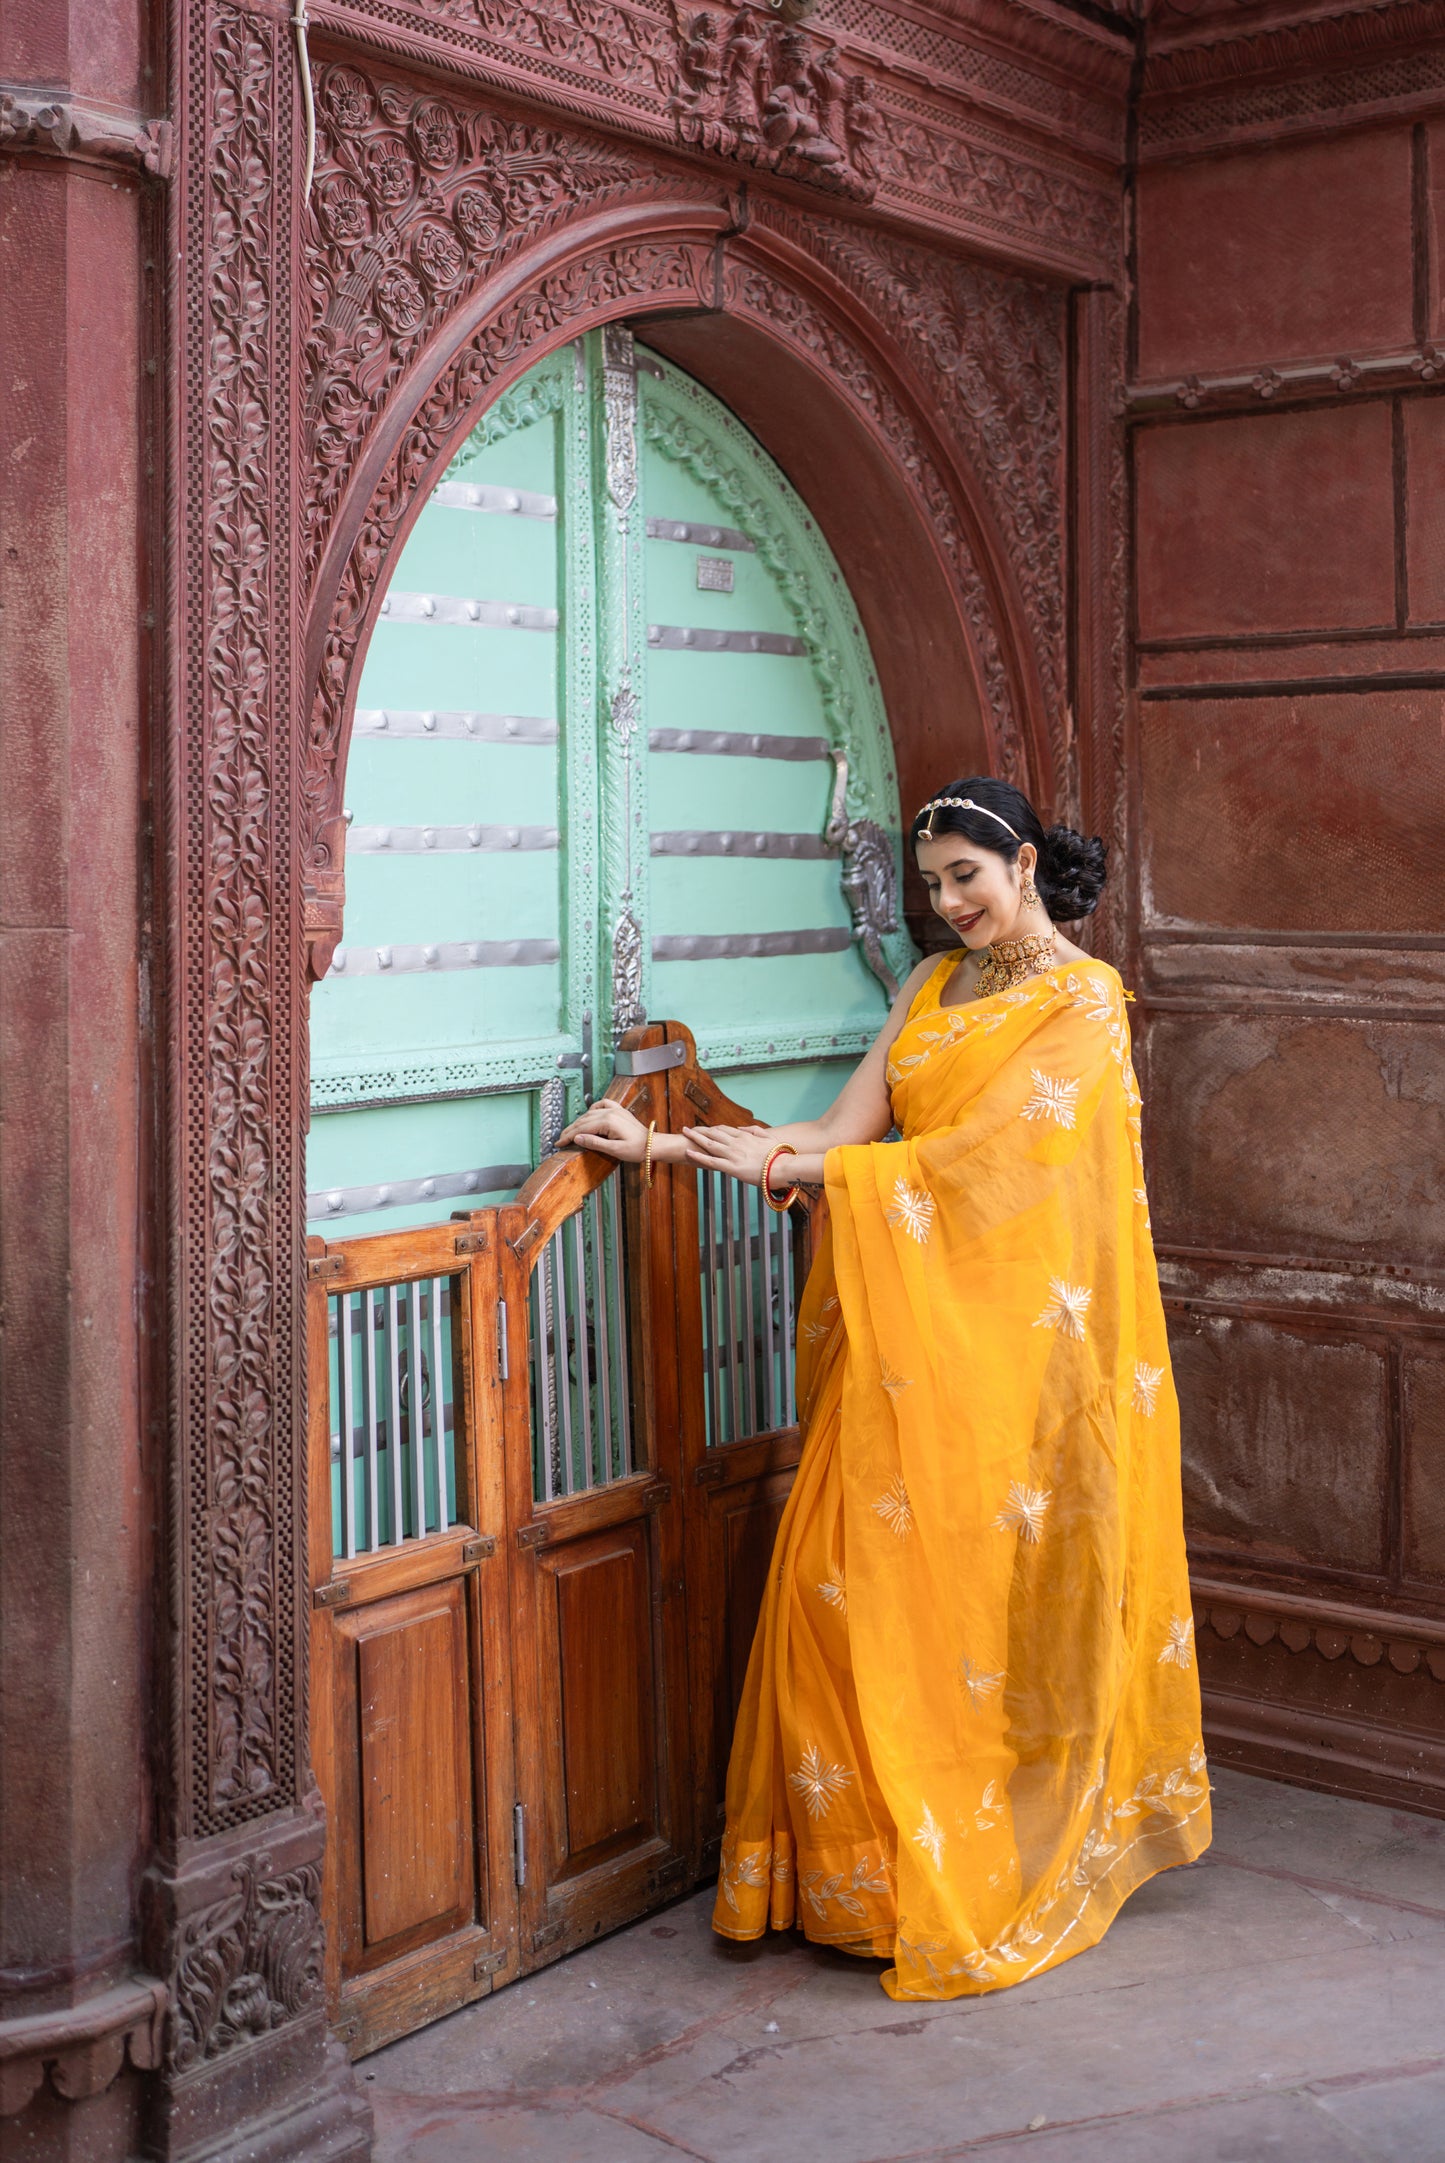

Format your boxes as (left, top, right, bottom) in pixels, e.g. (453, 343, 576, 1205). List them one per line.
(760, 1144, 800, 1214)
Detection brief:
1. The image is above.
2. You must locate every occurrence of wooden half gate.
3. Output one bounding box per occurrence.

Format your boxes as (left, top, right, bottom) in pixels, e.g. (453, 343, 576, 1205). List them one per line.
(308, 1025, 821, 2055)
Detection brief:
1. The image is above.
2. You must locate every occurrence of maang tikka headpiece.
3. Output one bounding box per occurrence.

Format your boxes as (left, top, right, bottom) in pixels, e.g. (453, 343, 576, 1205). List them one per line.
(916, 796, 1021, 841)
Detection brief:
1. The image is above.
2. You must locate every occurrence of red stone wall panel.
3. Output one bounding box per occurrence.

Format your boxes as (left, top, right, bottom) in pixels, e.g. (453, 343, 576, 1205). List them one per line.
(1403, 394, 1445, 625)
(1169, 1312, 1390, 1575)
(1136, 131, 1416, 381)
(1403, 1349, 1445, 1584)
(1134, 404, 1397, 643)
(1428, 117, 1445, 345)
(1138, 690, 1445, 934)
(1145, 1013, 1445, 1269)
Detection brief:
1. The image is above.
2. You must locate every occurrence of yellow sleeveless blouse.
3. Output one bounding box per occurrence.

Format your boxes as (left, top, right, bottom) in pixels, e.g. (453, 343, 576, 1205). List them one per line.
(713, 953, 1210, 1997)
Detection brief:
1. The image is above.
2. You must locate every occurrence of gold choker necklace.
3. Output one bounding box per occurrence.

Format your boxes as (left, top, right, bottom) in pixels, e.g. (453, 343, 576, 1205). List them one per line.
(974, 928, 1056, 1000)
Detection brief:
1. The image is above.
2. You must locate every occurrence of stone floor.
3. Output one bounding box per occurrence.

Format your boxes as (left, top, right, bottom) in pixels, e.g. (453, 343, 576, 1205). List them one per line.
(364, 1768, 1445, 2162)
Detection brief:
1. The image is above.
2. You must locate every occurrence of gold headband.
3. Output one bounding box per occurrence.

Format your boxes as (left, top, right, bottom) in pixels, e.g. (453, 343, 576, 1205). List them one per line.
(916, 796, 1021, 841)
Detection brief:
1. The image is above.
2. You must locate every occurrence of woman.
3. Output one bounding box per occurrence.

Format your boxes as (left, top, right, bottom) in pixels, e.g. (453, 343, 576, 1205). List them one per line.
(562, 776, 1209, 1999)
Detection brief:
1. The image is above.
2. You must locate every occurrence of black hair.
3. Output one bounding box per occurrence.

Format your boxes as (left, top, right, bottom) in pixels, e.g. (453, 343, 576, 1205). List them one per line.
(908, 775, 1108, 922)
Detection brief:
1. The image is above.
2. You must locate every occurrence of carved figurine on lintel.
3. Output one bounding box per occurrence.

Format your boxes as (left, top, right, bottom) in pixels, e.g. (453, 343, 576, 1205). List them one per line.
(670, 0, 880, 202)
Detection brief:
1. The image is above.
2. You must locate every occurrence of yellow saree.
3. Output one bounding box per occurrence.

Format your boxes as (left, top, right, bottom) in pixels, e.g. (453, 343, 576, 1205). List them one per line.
(713, 954, 1210, 1997)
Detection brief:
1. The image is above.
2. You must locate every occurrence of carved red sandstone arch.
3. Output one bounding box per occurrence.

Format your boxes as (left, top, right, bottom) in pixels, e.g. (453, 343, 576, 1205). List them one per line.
(300, 209, 1055, 978)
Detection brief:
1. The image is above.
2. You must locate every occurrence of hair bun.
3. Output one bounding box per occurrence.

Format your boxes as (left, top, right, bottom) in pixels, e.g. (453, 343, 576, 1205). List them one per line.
(1037, 824, 1107, 921)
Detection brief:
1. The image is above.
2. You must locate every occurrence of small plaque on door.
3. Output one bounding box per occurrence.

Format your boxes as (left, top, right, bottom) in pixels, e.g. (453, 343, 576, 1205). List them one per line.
(696, 554, 734, 593)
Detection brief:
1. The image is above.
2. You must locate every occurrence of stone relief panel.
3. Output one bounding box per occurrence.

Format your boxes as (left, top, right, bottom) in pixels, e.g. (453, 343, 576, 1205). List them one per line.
(756, 207, 1069, 778)
(302, 62, 653, 584)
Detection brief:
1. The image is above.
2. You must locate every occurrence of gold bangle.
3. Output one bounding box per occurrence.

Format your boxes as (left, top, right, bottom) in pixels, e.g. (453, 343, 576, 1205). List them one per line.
(760, 1144, 800, 1214)
(643, 1119, 656, 1188)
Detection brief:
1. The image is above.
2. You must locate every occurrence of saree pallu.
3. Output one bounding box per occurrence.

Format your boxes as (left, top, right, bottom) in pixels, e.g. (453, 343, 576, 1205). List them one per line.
(713, 956, 1210, 1998)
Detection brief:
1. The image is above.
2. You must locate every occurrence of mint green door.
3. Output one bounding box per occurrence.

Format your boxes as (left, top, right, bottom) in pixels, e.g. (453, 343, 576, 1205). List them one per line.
(308, 329, 910, 1233)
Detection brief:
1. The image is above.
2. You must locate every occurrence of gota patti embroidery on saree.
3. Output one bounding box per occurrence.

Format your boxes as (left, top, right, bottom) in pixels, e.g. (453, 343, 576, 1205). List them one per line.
(713, 955, 1210, 1997)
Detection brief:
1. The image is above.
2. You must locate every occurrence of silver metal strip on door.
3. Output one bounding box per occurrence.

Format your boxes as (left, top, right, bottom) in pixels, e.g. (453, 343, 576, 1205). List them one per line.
(328, 939, 561, 975)
(354, 709, 559, 744)
(379, 591, 559, 631)
(646, 517, 755, 552)
(647, 625, 807, 656)
(347, 823, 559, 854)
(648, 727, 829, 762)
(650, 830, 835, 860)
(308, 1163, 531, 1222)
(431, 480, 557, 519)
(653, 929, 851, 962)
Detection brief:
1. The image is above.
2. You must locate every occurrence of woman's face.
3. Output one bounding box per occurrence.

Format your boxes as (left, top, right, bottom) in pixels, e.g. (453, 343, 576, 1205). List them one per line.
(915, 832, 1036, 948)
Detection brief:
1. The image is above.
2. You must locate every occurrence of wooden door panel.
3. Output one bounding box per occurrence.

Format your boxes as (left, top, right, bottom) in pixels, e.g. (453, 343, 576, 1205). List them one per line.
(546, 1529, 658, 1874)
(357, 1594, 474, 1950)
(335, 1579, 477, 1976)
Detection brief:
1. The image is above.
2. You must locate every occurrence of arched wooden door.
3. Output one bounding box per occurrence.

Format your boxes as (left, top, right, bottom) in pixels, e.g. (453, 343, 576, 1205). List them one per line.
(306, 329, 910, 2054)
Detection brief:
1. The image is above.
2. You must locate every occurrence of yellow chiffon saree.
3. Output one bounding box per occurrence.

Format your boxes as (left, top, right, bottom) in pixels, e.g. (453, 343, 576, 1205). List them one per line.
(713, 954, 1210, 1997)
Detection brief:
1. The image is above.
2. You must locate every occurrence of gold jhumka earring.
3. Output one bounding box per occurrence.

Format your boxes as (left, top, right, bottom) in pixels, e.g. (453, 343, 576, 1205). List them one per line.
(1019, 870, 1041, 910)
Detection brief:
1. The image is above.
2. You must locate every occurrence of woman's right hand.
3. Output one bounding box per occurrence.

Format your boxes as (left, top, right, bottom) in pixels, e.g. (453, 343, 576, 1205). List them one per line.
(558, 1098, 651, 1163)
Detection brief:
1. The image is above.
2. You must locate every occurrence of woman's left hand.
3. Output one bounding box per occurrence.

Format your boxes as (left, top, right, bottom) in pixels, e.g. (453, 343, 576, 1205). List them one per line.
(683, 1123, 778, 1188)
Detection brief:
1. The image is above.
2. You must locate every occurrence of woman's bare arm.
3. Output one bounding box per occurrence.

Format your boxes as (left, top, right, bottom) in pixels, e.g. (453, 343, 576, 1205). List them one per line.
(560, 951, 943, 1183)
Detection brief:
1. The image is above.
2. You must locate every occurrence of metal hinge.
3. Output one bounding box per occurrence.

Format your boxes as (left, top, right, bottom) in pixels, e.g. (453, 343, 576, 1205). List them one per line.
(306, 1251, 345, 1282)
(497, 1299, 509, 1381)
(694, 1458, 727, 1486)
(516, 1520, 549, 1551)
(312, 1577, 351, 1609)
(512, 1802, 527, 1888)
(454, 1224, 488, 1255)
(511, 1219, 544, 1260)
(683, 1079, 713, 1115)
(474, 1946, 508, 1981)
(642, 1481, 672, 1512)
(530, 1917, 567, 1955)
(461, 1534, 496, 1564)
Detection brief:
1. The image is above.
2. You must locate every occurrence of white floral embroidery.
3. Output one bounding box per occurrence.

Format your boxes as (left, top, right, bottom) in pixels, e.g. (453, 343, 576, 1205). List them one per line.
(817, 1573, 848, 1616)
(913, 1802, 945, 1868)
(959, 1656, 1005, 1709)
(789, 1744, 854, 1822)
(717, 1845, 770, 1914)
(974, 1779, 1005, 1832)
(994, 1481, 1052, 1543)
(799, 1855, 891, 1925)
(820, 1295, 839, 1315)
(873, 1475, 913, 1539)
(880, 1358, 913, 1399)
(886, 1176, 935, 1244)
(771, 1851, 793, 1883)
(1158, 1616, 1195, 1669)
(1021, 1069, 1081, 1129)
(1072, 1827, 1118, 1885)
(1034, 1278, 1091, 1340)
(1133, 1362, 1164, 1415)
(801, 1318, 832, 1344)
